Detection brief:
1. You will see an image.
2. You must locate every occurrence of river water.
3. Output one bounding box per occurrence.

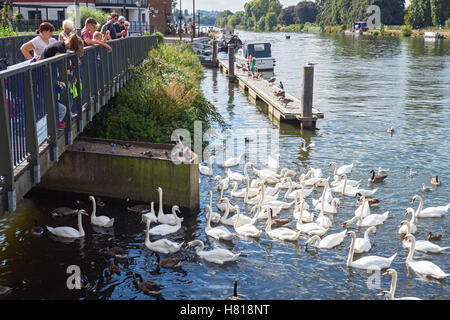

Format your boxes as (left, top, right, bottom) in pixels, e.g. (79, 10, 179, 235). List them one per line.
(1, 31, 449, 300)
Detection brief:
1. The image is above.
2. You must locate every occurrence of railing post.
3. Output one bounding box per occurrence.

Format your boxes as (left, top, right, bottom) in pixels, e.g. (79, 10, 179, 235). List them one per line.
(73, 56, 83, 132)
(24, 69, 40, 184)
(62, 57, 73, 145)
(98, 46, 105, 108)
(45, 63, 58, 162)
(92, 47, 100, 113)
(84, 50, 92, 122)
(0, 78, 16, 212)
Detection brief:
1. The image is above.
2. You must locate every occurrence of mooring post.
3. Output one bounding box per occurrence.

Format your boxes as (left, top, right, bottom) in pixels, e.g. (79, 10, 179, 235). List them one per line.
(213, 40, 218, 64)
(299, 64, 316, 130)
(228, 44, 235, 82)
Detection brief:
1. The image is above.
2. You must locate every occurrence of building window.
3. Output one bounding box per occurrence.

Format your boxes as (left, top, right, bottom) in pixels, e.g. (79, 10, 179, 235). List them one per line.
(28, 11, 42, 20)
(57, 11, 65, 22)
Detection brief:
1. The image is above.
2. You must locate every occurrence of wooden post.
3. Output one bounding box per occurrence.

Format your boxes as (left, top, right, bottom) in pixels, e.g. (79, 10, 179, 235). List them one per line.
(213, 40, 218, 63)
(299, 64, 316, 130)
(228, 44, 235, 82)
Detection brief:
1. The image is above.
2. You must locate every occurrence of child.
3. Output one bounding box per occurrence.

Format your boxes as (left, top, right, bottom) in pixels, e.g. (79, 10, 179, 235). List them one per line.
(93, 31, 112, 51)
(40, 34, 84, 60)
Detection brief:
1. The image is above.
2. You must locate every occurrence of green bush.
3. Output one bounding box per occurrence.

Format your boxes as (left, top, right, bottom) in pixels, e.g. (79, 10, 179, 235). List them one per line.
(69, 7, 109, 29)
(445, 18, 450, 28)
(0, 25, 18, 37)
(83, 42, 225, 143)
(401, 25, 412, 37)
(13, 11, 24, 21)
(152, 31, 164, 45)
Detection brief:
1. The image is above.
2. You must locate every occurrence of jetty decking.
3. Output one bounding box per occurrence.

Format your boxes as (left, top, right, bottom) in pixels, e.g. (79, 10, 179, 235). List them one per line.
(218, 59, 324, 122)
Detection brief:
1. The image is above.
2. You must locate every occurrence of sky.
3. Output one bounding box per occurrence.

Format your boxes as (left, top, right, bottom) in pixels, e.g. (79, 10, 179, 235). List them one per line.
(192, 0, 411, 13)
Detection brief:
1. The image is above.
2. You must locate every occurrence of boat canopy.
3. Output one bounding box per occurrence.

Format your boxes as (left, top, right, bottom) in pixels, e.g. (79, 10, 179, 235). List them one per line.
(244, 43, 272, 59)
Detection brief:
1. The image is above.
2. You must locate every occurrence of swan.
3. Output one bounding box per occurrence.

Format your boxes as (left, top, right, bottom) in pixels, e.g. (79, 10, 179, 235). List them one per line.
(301, 141, 315, 152)
(207, 191, 221, 223)
(267, 154, 280, 171)
(234, 206, 262, 238)
(204, 205, 235, 241)
(214, 175, 230, 190)
(342, 211, 389, 228)
(378, 167, 390, 175)
(265, 208, 301, 241)
(330, 175, 360, 188)
(315, 204, 333, 228)
(186, 240, 240, 264)
(216, 187, 236, 213)
(88, 196, 114, 227)
(313, 181, 340, 214)
(329, 162, 353, 176)
(199, 155, 215, 176)
(144, 219, 183, 254)
(412, 195, 449, 218)
(230, 180, 259, 199)
(346, 231, 397, 270)
(218, 198, 244, 226)
(278, 177, 303, 189)
(308, 167, 323, 179)
(354, 226, 376, 253)
(253, 167, 290, 182)
(378, 268, 422, 300)
(401, 222, 449, 253)
(246, 183, 281, 205)
(284, 178, 314, 200)
(149, 205, 182, 236)
(296, 200, 329, 236)
(227, 168, 245, 183)
(46, 209, 89, 238)
(403, 234, 449, 279)
(250, 203, 282, 219)
(398, 208, 417, 234)
(293, 193, 314, 222)
(156, 187, 184, 225)
(331, 174, 360, 196)
(305, 230, 347, 249)
(258, 182, 291, 208)
(354, 196, 371, 218)
(141, 202, 158, 224)
(221, 148, 245, 168)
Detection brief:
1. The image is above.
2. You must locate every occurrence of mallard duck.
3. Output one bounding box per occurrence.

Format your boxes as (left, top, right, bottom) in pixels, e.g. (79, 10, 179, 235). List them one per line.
(154, 252, 184, 268)
(31, 220, 44, 236)
(387, 127, 395, 134)
(369, 170, 387, 183)
(109, 259, 121, 275)
(427, 232, 442, 241)
(127, 204, 151, 213)
(355, 193, 380, 206)
(0, 285, 12, 296)
(107, 246, 127, 259)
(226, 280, 240, 300)
(134, 273, 162, 295)
(50, 207, 77, 217)
(430, 175, 441, 186)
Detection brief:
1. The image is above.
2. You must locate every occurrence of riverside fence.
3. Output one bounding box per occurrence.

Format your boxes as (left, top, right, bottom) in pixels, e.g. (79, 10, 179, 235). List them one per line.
(0, 35, 157, 212)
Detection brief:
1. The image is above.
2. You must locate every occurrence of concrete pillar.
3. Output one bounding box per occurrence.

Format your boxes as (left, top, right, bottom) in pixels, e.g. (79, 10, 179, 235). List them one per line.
(228, 44, 235, 82)
(301, 64, 314, 118)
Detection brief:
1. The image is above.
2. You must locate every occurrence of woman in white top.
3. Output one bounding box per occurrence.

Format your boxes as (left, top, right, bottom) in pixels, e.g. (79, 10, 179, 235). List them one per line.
(20, 22, 57, 61)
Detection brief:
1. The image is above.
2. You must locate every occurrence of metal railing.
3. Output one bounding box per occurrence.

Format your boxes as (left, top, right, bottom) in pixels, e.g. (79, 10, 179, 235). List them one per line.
(0, 35, 60, 66)
(0, 35, 157, 211)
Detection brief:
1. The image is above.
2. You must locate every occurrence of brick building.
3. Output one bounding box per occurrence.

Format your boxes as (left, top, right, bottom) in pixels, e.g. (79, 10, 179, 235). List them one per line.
(148, 0, 173, 34)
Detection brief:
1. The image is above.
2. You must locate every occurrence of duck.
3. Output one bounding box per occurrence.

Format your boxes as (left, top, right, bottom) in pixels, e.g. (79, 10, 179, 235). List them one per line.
(226, 280, 240, 300)
(199, 155, 215, 176)
(134, 273, 162, 295)
(427, 232, 442, 241)
(50, 206, 78, 217)
(31, 220, 44, 236)
(234, 206, 262, 238)
(153, 252, 183, 268)
(328, 162, 354, 176)
(207, 191, 221, 223)
(387, 127, 395, 134)
(109, 259, 121, 275)
(354, 226, 376, 253)
(305, 230, 347, 250)
(403, 234, 449, 279)
(144, 219, 183, 254)
(265, 208, 301, 241)
(401, 223, 449, 253)
(141, 202, 158, 224)
(204, 205, 235, 241)
(156, 187, 184, 225)
(186, 240, 240, 264)
(46, 209, 89, 238)
(355, 193, 380, 206)
(430, 176, 441, 186)
(89, 196, 114, 228)
(149, 205, 182, 236)
(421, 183, 433, 192)
(409, 168, 418, 177)
(342, 210, 389, 228)
(296, 200, 329, 236)
(221, 148, 245, 168)
(108, 246, 127, 259)
(368, 170, 387, 183)
(412, 195, 449, 218)
(127, 203, 151, 214)
(377, 269, 421, 300)
(346, 231, 397, 270)
(398, 208, 417, 234)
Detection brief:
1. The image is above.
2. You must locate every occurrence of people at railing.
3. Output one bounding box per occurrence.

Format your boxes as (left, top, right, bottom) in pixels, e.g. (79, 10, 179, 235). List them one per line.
(114, 16, 127, 39)
(124, 21, 130, 38)
(103, 12, 120, 40)
(41, 34, 84, 60)
(59, 20, 75, 42)
(20, 22, 57, 61)
(81, 17, 112, 52)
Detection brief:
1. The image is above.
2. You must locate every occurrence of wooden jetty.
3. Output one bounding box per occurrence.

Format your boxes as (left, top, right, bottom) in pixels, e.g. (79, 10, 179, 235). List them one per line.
(218, 56, 323, 130)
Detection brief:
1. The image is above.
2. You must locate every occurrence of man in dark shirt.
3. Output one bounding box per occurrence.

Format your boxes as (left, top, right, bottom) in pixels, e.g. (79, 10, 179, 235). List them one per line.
(114, 16, 127, 39)
(104, 12, 119, 39)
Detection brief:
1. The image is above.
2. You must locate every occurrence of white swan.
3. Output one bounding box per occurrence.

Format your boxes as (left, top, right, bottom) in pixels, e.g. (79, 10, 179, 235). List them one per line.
(329, 161, 353, 176)
(204, 205, 235, 240)
(216, 187, 236, 213)
(377, 166, 390, 175)
(267, 154, 280, 171)
(149, 205, 182, 236)
(214, 175, 229, 191)
(305, 230, 347, 249)
(144, 219, 183, 254)
(398, 208, 417, 234)
(331, 174, 360, 196)
(219, 198, 244, 226)
(199, 155, 215, 176)
(412, 195, 449, 218)
(330, 175, 360, 188)
(346, 231, 397, 270)
(141, 202, 158, 224)
(89, 196, 115, 227)
(207, 191, 221, 223)
(401, 222, 449, 253)
(234, 206, 262, 238)
(186, 239, 240, 264)
(46, 209, 89, 238)
(404, 233, 449, 279)
(312, 179, 333, 207)
(227, 168, 245, 183)
(378, 268, 421, 300)
(308, 167, 323, 179)
(156, 187, 184, 225)
(265, 208, 301, 241)
(284, 178, 314, 200)
(221, 148, 245, 168)
(354, 226, 376, 253)
(343, 211, 389, 228)
(296, 200, 329, 236)
(354, 196, 371, 218)
(293, 192, 314, 222)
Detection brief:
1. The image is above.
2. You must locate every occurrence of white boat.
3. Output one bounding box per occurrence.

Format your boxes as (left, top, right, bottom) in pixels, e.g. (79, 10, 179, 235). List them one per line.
(236, 42, 276, 71)
(424, 32, 443, 40)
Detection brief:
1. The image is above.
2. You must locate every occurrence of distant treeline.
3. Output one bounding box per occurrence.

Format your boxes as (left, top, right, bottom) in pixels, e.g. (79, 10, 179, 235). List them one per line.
(216, 0, 450, 32)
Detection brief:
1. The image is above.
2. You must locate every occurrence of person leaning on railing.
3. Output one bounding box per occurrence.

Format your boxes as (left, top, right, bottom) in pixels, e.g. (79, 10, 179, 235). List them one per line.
(40, 34, 84, 60)
(81, 17, 112, 52)
(20, 22, 57, 61)
(59, 19, 75, 41)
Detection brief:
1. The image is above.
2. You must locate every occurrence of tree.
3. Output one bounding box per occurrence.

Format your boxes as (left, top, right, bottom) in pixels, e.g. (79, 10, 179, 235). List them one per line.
(430, 0, 446, 26)
(257, 16, 266, 31)
(405, 0, 432, 28)
(294, 1, 319, 24)
(265, 12, 278, 31)
(280, 6, 296, 26)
